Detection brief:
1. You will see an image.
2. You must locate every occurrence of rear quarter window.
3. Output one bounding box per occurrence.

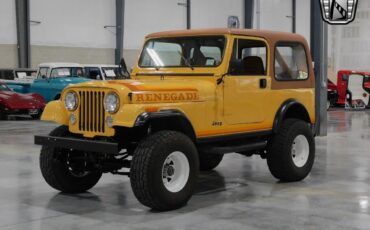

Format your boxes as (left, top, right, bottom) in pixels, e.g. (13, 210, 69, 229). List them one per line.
(274, 42, 308, 81)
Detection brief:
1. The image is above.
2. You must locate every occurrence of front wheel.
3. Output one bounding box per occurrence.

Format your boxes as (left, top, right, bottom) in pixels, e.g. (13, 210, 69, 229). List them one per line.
(267, 119, 315, 182)
(130, 131, 199, 211)
(40, 126, 102, 193)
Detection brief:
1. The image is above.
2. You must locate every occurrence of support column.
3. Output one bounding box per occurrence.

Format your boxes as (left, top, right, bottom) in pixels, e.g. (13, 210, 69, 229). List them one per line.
(292, 0, 296, 33)
(311, 0, 328, 136)
(15, 0, 30, 68)
(186, 0, 191, 29)
(115, 0, 125, 65)
(244, 0, 254, 29)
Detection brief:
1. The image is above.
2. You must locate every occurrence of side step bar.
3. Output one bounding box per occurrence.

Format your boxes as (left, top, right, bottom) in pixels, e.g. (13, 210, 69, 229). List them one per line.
(199, 141, 267, 155)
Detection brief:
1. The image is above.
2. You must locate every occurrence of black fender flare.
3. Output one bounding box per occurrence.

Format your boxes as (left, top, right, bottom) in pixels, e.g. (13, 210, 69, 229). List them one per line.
(273, 99, 311, 133)
(134, 109, 196, 140)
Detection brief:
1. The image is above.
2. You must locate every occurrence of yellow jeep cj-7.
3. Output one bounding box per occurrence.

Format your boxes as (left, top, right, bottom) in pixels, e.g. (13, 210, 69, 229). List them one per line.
(35, 29, 316, 211)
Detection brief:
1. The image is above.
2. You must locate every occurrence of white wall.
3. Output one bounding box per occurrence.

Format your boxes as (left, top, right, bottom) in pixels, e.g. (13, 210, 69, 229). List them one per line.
(328, 0, 370, 80)
(0, 0, 17, 68)
(192, 0, 244, 29)
(30, 0, 116, 48)
(296, 0, 311, 44)
(124, 0, 186, 50)
(0, 0, 17, 45)
(254, 0, 310, 43)
(256, 0, 292, 32)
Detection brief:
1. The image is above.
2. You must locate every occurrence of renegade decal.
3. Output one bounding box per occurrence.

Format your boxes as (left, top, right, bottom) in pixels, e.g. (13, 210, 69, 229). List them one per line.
(134, 92, 199, 103)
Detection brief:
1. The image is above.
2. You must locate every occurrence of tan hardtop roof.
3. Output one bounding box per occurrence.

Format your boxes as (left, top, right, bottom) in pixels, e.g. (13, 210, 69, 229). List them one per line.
(146, 28, 306, 42)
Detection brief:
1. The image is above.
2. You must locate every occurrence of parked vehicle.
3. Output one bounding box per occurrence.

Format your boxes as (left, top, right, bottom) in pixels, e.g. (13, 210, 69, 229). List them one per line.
(0, 68, 37, 83)
(0, 81, 45, 119)
(327, 79, 338, 109)
(83, 64, 127, 80)
(345, 74, 370, 110)
(7, 63, 91, 102)
(35, 29, 316, 211)
(336, 70, 370, 106)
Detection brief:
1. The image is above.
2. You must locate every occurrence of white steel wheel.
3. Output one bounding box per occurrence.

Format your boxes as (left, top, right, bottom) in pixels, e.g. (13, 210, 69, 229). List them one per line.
(162, 151, 190, 193)
(291, 135, 310, 167)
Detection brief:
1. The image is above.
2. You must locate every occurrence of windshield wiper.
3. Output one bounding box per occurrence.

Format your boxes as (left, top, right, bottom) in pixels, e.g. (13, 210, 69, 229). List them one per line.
(177, 51, 194, 70)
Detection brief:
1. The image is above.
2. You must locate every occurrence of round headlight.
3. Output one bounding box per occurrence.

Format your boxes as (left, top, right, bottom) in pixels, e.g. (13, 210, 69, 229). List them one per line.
(104, 92, 119, 113)
(64, 91, 78, 111)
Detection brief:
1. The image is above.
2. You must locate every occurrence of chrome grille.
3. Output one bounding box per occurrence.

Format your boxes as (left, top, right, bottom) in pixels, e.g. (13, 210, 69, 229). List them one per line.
(78, 90, 105, 133)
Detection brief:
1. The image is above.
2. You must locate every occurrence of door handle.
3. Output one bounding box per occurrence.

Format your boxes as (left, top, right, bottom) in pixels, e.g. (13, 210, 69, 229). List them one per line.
(260, 78, 267, 89)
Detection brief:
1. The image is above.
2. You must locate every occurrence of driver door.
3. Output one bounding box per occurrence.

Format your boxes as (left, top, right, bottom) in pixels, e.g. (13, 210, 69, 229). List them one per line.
(31, 67, 52, 101)
(223, 37, 271, 125)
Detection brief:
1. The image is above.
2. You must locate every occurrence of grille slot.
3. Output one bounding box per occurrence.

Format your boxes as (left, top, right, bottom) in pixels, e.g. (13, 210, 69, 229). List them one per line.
(78, 90, 105, 133)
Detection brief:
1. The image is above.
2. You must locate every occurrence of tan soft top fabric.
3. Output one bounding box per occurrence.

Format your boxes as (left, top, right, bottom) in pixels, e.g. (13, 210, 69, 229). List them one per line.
(146, 28, 307, 43)
(146, 28, 314, 90)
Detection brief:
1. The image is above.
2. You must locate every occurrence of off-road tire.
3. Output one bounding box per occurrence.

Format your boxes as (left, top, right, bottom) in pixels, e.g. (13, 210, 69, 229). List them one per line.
(130, 131, 199, 211)
(267, 119, 315, 182)
(198, 153, 223, 171)
(40, 125, 102, 193)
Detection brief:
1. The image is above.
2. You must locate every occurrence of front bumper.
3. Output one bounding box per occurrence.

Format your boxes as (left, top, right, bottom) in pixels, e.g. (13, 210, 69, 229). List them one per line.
(34, 135, 119, 154)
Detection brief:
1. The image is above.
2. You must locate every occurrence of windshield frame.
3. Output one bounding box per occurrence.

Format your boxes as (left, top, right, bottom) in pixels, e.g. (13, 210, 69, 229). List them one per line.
(138, 35, 227, 69)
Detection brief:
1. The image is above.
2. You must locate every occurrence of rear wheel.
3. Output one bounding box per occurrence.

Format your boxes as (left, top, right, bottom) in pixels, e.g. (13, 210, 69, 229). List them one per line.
(40, 126, 102, 193)
(198, 152, 223, 171)
(130, 131, 199, 211)
(267, 119, 315, 182)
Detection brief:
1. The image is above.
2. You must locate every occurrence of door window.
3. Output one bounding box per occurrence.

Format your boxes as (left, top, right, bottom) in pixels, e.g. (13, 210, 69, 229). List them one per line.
(229, 38, 267, 76)
(274, 42, 308, 80)
(37, 67, 49, 79)
(85, 67, 101, 79)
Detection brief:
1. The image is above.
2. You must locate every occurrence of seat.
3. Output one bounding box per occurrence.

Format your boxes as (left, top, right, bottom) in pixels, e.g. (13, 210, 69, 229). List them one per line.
(242, 56, 265, 75)
(191, 48, 206, 66)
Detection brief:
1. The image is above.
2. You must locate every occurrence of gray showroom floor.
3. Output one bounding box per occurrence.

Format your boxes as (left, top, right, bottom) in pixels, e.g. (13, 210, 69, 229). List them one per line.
(0, 110, 369, 230)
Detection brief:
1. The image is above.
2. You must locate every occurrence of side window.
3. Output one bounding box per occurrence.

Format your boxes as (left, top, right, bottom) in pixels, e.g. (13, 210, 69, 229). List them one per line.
(37, 67, 49, 79)
(85, 67, 101, 79)
(274, 42, 308, 80)
(229, 38, 267, 76)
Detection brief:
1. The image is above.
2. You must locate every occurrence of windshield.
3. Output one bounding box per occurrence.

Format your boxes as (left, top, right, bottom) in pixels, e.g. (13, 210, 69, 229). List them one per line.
(50, 67, 84, 78)
(102, 67, 125, 79)
(0, 84, 10, 91)
(139, 36, 226, 68)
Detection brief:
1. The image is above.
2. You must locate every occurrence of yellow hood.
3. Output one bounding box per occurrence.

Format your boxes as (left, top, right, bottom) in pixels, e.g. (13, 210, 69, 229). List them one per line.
(67, 79, 215, 104)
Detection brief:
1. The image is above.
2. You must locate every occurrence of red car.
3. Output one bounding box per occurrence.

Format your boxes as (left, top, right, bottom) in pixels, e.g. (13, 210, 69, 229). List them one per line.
(0, 82, 45, 119)
(336, 70, 370, 106)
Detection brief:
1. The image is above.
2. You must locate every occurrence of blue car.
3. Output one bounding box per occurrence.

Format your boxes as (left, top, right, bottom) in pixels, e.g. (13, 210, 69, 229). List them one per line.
(7, 63, 91, 102)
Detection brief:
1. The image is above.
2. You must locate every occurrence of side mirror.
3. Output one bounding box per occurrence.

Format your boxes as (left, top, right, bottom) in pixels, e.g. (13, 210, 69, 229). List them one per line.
(96, 75, 101, 80)
(41, 75, 47, 79)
